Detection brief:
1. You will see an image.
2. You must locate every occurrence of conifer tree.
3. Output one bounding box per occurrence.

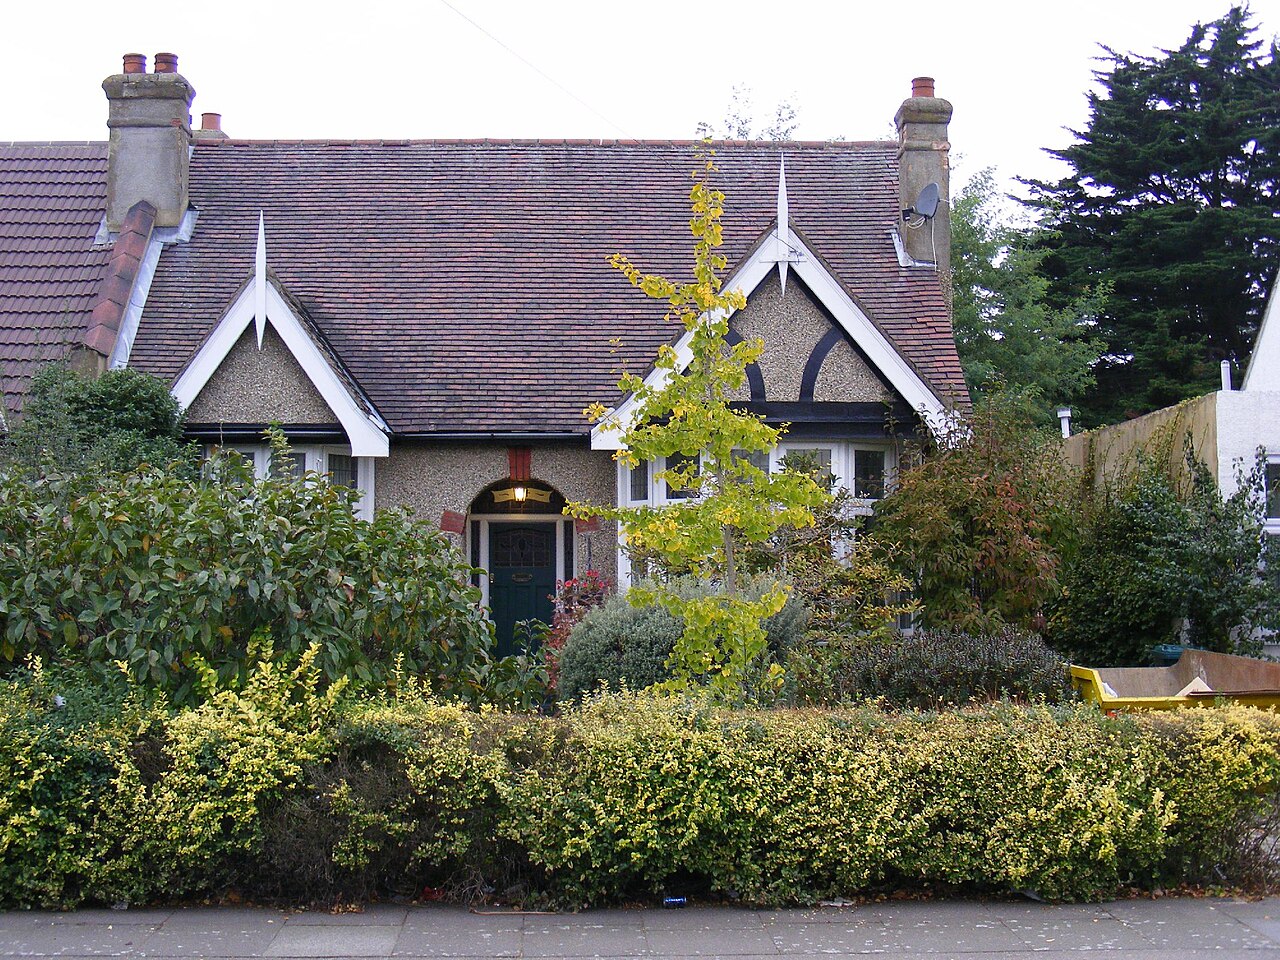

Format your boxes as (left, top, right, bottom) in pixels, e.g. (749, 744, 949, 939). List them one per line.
(1025, 6, 1279, 425)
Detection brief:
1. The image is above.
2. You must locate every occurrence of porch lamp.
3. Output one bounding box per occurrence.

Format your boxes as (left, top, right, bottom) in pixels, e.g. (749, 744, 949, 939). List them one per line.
(513, 484, 528, 502)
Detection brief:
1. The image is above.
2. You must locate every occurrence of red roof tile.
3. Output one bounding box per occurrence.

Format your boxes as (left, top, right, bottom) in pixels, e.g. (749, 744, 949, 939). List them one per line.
(0, 143, 111, 420)
(130, 139, 965, 435)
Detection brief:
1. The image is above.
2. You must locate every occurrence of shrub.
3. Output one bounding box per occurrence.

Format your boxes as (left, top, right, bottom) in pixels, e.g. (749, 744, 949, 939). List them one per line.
(1050, 453, 1278, 665)
(805, 627, 1071, 709)
(0, 664, 155, 909)
(251, 685, 524, 903)
(871, 393, 1079, 632)
(543, 571, 611, 693)
(741, 452, 917, 644)
(502, 697, 1172, 906)
(1140, 705, 1280, 888)
(556, 577, 808, 701)
(140, 647, 344, 897)
(0, 451, 497, 704)
(1, 364, 194, 477)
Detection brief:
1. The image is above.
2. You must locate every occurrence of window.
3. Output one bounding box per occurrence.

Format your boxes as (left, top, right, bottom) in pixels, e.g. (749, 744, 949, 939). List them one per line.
(629, 460, 649, 503)
(852, 449, 886, 500)
(731, 448, 770, 474)
(776, 445, 836, 488)
(664, 452, 699, 500)
(327, 453, 358, 489)
(1267, 463, 1280, 520)
(270, 450, 306, 479)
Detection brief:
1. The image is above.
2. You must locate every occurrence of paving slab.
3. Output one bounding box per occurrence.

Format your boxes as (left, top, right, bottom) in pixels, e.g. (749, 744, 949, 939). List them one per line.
(647, 925, 777, 956)
(522, 920, 652, 957)
(871, 918, 1031, 955)
(1009, 916, 1155, 952)
(0, 924, 158, 958)
(1128, 918, 1277, 950)
(394, 923, 522, 958)
(264, 925, 401, 958)
(41, 913, 172, 929)
(402, 908, 525, 932)
(770, 920, 889, 955)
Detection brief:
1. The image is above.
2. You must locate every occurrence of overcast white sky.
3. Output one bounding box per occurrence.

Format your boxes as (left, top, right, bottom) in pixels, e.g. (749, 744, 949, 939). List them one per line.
(3, 0, 1277, 200)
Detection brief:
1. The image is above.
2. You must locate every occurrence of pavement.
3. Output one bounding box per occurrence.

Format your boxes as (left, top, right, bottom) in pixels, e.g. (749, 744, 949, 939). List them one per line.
(4, 898, 1280, 959)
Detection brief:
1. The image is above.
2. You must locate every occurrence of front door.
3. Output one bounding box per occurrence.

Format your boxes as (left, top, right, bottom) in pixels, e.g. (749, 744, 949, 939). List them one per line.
(488, 522, 557, 657)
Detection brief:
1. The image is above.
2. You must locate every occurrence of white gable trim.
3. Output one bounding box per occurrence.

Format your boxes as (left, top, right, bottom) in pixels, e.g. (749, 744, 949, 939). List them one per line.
(171, 281, 390, 457)
(590, 225, 949, 450)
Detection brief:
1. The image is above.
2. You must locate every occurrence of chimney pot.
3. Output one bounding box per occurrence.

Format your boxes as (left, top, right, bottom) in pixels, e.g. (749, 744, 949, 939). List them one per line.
(122, 53, 147, 74)
(912, 76, 935, 98)
(154, 52, 178, 74)
(201, 112, 221, 132)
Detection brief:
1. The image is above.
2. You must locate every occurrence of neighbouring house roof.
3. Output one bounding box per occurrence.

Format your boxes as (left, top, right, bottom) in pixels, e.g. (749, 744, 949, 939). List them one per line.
(0, 143, 112, 421)
(1, 138, 967, 435)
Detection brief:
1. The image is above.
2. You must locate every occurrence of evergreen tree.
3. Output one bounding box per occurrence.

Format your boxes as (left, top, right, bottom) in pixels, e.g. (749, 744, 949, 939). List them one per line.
(951, 169, 1106, 418)
(1025, 6, 1280, 426)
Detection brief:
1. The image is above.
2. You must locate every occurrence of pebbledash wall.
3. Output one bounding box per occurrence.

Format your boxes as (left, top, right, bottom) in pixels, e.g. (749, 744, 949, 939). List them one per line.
(376, 442, 618, 584)
(186, 325, 339, 425)
(729, 274, 894, 403)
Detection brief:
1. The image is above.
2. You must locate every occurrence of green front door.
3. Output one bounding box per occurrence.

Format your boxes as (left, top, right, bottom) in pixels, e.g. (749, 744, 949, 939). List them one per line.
(489, 522, 557, 657)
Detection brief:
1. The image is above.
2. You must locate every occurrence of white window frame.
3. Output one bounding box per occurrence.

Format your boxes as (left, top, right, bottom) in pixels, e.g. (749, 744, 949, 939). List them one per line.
(657, 452, 702, 504)
(625, 460, 650, 505)
(1265, 455, 1280, 536)
(204, 441, 375, 520)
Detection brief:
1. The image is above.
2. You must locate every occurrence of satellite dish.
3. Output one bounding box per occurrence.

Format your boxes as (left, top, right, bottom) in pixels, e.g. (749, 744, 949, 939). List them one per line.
(912, 182, 941, 220)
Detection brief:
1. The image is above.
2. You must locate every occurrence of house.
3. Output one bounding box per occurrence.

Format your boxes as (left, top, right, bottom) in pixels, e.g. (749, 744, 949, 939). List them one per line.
(1063, 270, 1280, 539)
(0, 55, 968, 652)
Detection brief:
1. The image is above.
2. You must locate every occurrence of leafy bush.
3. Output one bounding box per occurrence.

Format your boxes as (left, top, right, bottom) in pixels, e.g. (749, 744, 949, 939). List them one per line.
(556, 577, 808, 701)
(503, 697, 1174, 906)
(252, 684, 523, 903)
(0, 664, 154, 908)
(140, 647, 344, 897)
(5, 676, 1280, 910)
(1, 365, 194, 477)
(543, 571, 611, 693)
(871, 394, 1079, 632)
(1050, 454, 1278, 665)
(1142, 705, 1280, 887)
(800, 627, 1071, 709)
(0, 451, 498, 704)
(742, 452, 916, 643)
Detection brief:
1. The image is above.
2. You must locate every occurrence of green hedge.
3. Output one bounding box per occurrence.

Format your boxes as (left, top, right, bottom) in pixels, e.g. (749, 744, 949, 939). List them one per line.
(4, 666, 1280, 909)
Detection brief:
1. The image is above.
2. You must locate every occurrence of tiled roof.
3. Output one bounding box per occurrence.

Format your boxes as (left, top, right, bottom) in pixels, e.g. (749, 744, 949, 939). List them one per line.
(0, 143, 112, 421)
(130, 139, 966, 436)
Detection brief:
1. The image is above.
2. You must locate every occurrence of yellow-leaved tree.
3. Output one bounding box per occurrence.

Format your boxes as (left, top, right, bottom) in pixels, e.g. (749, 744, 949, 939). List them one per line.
(571, 149, 828, 698)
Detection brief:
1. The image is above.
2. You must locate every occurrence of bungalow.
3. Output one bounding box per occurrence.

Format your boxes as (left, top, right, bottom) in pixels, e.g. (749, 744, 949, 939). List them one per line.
(0, 55, 967, 651)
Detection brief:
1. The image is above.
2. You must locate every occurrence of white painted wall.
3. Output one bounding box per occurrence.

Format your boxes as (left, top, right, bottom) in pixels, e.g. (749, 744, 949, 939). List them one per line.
(1242, 272, 1280, 392)
(1215, 389, 1280, 498)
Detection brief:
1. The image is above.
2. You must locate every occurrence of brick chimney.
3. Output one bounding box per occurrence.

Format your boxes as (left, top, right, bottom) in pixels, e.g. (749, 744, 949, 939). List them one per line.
(894, 76, 953, 272)
(102, 52, 195, 232)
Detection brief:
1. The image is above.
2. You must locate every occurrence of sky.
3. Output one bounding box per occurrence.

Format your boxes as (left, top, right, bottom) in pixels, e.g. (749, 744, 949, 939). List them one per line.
(3, 0, 1278, 203)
